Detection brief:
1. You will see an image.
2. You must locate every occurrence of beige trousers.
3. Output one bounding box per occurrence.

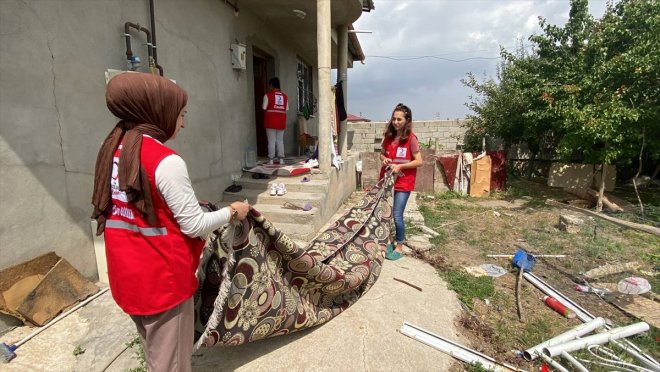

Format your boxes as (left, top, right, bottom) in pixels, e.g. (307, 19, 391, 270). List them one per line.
(130, 297, 194, 372)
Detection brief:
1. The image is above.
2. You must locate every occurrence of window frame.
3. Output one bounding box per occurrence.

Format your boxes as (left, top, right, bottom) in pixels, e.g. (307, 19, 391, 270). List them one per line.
(296, 58, 315, 116)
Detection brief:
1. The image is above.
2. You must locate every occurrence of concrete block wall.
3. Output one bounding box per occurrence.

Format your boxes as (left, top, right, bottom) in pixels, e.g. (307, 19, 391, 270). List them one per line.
(347, 120, 467, 153)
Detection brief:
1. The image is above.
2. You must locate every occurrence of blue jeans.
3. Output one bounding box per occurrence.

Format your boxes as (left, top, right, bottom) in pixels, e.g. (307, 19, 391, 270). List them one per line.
(393, 191, 411, 244)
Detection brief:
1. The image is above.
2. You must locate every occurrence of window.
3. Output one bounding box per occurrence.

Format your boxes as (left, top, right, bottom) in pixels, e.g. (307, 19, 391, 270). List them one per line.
(297, 58, 315, 115)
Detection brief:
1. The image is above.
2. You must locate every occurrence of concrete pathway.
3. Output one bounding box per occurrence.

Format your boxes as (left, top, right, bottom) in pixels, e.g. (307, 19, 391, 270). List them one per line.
(192, 256, 464, 371)
(1, 193, 465, 371)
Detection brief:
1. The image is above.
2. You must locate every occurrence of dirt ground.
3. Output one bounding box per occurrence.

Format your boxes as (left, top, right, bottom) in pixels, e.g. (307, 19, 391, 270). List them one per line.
(413, 177, 659, 371)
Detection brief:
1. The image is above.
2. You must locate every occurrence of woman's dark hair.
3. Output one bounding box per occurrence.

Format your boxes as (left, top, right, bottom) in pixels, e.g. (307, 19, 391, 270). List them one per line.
(269, 77, 281, 89)
(383, 103, 413, 141)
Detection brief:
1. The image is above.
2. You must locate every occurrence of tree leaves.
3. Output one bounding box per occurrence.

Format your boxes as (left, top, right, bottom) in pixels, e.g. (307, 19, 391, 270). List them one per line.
(462, 0, 660, 167)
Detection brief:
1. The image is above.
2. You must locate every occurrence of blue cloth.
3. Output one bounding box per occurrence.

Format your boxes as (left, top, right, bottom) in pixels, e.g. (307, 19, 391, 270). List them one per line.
(393, 191, 411, 243)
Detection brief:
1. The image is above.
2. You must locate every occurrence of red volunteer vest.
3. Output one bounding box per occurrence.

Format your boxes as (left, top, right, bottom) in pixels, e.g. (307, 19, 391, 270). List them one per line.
(104, 136, 205, 315)
(264, 89, 288, 130)
(380, 134, 418, 192)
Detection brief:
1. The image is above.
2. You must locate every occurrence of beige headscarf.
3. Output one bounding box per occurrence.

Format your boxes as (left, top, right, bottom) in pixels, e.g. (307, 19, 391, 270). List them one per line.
(91, 72, 187, 235)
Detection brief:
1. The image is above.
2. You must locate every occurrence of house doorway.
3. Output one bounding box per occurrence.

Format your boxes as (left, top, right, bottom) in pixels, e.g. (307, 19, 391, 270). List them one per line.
(253, 50, 274, 157)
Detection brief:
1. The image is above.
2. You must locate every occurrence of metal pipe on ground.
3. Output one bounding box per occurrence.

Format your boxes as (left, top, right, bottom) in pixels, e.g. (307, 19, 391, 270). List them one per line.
(399, 322, 525, 372)
(523, 317, 606, 361)
(543, 322, 650, 358)
(523, 272, 593, 322)
(523, 272, 660, 369)
(560, 351, 589, 372)
(610, 340, 660, 371)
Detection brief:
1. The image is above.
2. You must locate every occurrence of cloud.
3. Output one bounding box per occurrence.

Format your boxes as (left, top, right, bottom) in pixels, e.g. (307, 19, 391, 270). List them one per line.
(347, 0, 609, 120)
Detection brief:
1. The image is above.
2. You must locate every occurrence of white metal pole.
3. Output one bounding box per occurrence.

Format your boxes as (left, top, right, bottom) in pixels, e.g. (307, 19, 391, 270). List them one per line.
(538, 352, 570, 372)
(317, 0, 331, 172)
(543, 322, 650, 358)
(399, 322, 524, 372)
(523, 317, 606, 360)
(560, 351, 590, 372)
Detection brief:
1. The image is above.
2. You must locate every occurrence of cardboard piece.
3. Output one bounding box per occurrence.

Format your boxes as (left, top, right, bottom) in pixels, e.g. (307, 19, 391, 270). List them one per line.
(0, 252, 98, 326)
(469, 155, 492, 197)
(548, 163, 616, 191)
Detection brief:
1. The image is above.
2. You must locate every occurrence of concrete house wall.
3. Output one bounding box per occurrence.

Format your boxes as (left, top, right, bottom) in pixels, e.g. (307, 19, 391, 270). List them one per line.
(0, 0, 316, 279)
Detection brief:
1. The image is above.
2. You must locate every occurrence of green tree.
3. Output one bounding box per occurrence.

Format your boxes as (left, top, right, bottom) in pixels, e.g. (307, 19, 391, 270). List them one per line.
(463, 0, 660, 212)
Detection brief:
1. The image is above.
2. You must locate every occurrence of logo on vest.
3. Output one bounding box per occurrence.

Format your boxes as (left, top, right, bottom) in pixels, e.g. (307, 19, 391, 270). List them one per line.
(274, 94, 284, 106)
(396, 147, 407, 158)
(111, 157, 128, 202)
(112, 205, 135, 220)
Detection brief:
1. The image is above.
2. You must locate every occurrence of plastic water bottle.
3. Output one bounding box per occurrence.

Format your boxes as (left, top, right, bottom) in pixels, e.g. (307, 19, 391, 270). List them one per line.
(575, 284, 591, 293)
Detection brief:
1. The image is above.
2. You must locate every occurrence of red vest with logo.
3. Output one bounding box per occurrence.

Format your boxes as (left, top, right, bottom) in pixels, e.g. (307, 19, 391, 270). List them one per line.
(104, 136, 205, 315)
(380, 134, 418, 192)
(264, 89, 288, 130)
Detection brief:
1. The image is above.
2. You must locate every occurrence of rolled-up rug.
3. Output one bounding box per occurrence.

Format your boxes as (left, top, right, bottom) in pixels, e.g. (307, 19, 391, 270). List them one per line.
(193, 172, 395, 350)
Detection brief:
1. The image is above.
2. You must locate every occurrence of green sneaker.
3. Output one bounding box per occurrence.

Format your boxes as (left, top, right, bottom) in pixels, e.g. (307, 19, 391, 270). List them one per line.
(386, 243, 394, 254)
(386, 250, 403, 261)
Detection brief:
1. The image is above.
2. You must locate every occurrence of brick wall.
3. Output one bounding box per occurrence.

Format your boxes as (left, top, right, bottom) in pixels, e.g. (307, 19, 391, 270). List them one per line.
(347, 119, 468, 153)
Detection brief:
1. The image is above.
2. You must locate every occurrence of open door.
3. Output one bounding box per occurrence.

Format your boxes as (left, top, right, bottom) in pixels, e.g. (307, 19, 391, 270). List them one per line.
(253, 55, 268, 157)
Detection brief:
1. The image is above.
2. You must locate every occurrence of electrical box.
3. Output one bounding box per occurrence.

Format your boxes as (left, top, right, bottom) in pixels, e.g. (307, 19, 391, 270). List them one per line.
(230, 43, 246, 70)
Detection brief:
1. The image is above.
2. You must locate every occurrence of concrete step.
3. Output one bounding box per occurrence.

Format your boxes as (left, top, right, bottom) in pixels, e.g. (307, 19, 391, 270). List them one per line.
(250, 203, 322, 226)
(223, 188, 326, 209)
(237, 176, 329, 193)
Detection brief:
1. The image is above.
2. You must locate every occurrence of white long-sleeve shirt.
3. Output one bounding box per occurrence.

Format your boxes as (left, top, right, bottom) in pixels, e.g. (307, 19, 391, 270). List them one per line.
(155, 154, 231, 238)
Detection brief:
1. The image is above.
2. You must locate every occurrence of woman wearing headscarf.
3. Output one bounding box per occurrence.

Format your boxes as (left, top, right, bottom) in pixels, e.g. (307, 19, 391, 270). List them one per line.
(92, 72, 249, 371)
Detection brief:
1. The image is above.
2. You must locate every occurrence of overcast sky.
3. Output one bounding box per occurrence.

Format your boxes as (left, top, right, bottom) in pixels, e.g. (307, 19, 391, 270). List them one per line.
(346, 0, 610, 121)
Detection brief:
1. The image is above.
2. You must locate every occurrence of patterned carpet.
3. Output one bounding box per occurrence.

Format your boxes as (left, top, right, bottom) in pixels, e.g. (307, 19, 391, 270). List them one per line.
(193, 172, 394, 350)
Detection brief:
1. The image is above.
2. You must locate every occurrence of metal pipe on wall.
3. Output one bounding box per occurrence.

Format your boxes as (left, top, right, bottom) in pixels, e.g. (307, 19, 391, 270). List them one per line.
(124, 22, 152, 70)
(337, 24, 348, 157)
(148, 0, 163, 75)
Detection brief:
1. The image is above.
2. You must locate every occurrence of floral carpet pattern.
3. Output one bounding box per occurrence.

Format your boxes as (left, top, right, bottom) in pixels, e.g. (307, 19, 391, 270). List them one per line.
(193, 172, 394, 350)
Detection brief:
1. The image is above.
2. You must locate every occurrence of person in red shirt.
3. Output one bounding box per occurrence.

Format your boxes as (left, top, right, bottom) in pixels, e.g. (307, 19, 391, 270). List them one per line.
(379, 103, 423, 260)
(91, 72, 249, 371)
(262, 77, 288, 164)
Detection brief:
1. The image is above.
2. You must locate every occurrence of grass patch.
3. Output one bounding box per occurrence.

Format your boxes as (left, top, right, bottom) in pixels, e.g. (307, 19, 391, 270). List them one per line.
(632, 325, 660, 358)
(127, 335, 147, 372)
(435, 191, 469, 200)
(442, 269, 494, 310)
(465, 362, 495, 372)
(72, 345, 85, 356)
(640, 251, 660, 266)
(515, 317, 559, 348)
(429, 231, 447, 246)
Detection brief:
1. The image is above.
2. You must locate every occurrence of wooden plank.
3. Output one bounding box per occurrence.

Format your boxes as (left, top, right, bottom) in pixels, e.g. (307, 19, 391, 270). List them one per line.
(545, 199, 660, 237)
(17, 259, 98, 326)
(414, 149, 436, 193)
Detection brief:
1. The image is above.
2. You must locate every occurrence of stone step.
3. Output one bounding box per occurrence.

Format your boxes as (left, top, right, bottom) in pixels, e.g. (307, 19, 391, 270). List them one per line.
(250, 203, 322, 226)
(223, 188, 326, 209)
(236, 176, 329, 194)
